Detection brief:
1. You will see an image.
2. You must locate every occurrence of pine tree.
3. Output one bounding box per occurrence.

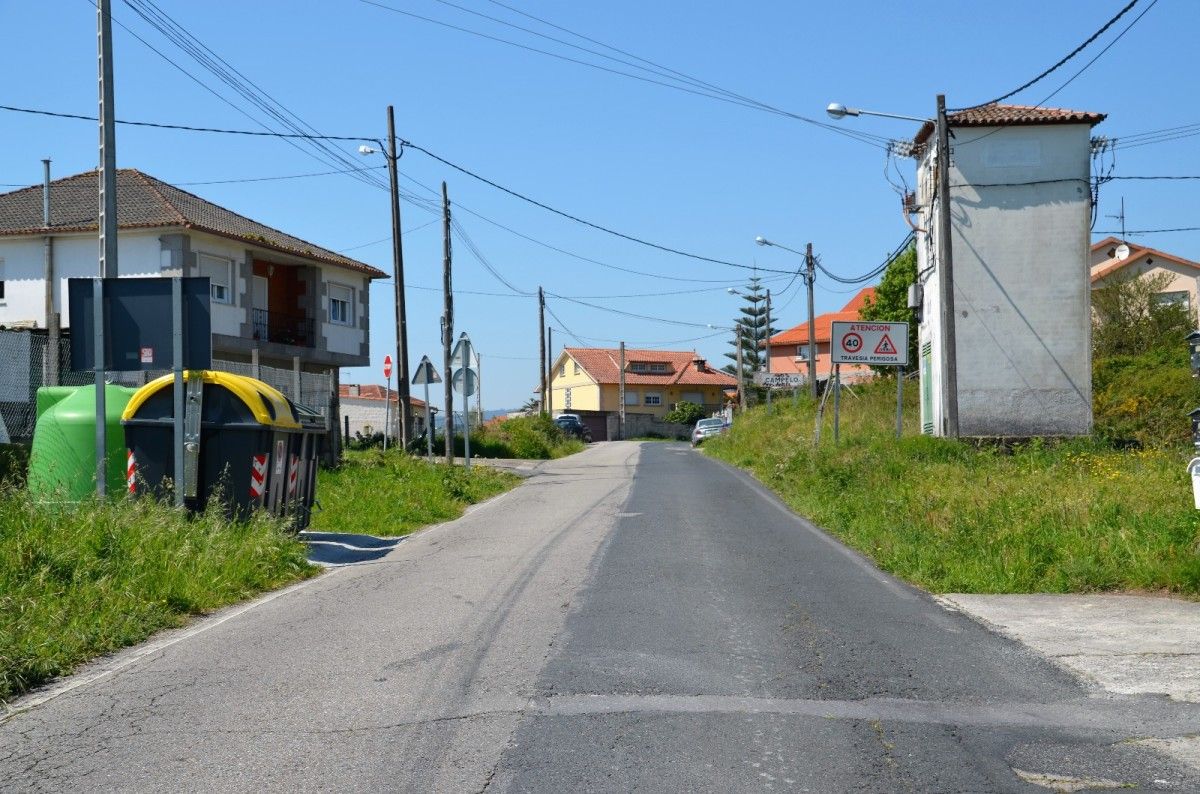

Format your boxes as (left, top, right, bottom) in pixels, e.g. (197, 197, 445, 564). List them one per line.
(722, 276, 778, 385)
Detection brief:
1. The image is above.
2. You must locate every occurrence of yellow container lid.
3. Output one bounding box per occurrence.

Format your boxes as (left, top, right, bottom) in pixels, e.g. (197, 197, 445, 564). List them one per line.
(122, 370, 301, 429)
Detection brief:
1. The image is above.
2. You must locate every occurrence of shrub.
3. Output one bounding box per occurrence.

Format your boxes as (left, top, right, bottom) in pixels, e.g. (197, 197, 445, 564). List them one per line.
(664, 401, 707, 425)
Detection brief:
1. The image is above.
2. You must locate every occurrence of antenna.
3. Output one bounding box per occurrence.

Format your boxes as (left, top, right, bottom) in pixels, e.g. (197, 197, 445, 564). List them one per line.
(1106, 197, 1127, 240)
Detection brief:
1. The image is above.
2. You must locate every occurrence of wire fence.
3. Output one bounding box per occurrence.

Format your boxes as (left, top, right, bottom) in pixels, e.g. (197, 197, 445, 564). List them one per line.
(0, 328, 331, 444)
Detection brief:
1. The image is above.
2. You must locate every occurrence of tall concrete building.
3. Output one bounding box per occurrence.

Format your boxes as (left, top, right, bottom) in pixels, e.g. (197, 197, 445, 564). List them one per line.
(911, 104, 1105, 437)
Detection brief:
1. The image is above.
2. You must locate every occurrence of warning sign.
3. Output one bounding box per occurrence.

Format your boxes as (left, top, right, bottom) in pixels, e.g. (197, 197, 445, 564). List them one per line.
(831, 321, 909, 366)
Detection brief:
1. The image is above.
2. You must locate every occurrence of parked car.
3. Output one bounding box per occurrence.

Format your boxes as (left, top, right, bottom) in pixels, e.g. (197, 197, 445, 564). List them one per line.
(554, 413, 592, 443)
(691, 417, 728, 446)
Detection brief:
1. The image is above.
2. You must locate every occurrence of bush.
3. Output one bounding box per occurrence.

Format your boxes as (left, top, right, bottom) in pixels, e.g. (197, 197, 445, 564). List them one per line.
(664, 401, 707, 425)
(441, 414, 583, 459)
(1093, 346, 1200, 448)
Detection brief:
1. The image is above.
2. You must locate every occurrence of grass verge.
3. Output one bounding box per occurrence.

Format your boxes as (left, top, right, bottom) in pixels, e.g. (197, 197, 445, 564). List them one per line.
(0, 491, 315, 702)
(312, 449, 521, 537)
(706, 380, 1200, 596)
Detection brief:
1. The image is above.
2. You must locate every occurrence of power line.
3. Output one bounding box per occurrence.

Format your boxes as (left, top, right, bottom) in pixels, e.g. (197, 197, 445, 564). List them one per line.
(174, 165, 386, 185)
(953, 0, 1140, 110)
(547, 293, 713, 329)
(1094, 227, 1200, 234)
(813, 233, 915, 285)
(355, 0, 893, 151)
(399, 140, 789, 273)
(338, 218, 442, 252)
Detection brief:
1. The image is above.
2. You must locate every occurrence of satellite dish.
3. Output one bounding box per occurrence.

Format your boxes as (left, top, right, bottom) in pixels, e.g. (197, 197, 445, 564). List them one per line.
(1115, 243, 1130, 261)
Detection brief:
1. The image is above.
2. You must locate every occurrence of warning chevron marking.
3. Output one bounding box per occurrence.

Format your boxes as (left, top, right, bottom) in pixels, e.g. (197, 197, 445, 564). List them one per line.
(874, 334, 897, 356)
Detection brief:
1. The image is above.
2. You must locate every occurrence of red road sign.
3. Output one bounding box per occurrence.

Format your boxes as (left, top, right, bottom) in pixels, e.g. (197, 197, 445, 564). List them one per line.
(831, 321, 909, 366)
(841, 333, 863, 354)
(383, 355, 393, 379)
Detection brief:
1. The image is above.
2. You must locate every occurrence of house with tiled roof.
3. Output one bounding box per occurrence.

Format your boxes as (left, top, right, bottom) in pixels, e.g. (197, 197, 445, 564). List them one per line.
(766, 287, 876, 384)
(340, 384, 428, 440)
(0, 169, 386, 379)
(546, 347, 737, 439)
(909, 103, 1105, 437)
(1089, 237, 1200, 311)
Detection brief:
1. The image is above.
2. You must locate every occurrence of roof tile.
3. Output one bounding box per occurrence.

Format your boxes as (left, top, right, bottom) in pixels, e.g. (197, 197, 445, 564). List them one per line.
(0, 169, 385, 278)
(913, 103, 1105, 146)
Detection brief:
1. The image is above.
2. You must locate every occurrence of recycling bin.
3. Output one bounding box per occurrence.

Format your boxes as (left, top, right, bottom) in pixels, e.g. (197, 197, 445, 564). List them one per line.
(281, 400, 326, 530)
(28, 383, 139, 501)
(121, 371, 322, 527)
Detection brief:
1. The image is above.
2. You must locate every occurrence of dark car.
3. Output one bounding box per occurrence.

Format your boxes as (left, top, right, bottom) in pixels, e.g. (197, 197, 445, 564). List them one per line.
(554, 413, 592, 443)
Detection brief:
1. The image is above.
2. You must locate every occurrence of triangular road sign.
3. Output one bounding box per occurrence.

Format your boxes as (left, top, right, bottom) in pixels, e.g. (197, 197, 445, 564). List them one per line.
(450, 332, 473, 370)
(412, 355, 442, 385)
(874, 334, 897, 356)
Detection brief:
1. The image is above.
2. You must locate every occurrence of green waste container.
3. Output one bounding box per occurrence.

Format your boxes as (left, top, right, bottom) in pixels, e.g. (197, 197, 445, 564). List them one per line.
(122, 371, 323, 528)
(27, 383, 138, 501)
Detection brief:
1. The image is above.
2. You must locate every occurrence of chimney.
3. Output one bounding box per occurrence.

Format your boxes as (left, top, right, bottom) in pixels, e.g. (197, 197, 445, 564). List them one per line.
(693, 356, 707, 373)
(348, 384, 360, 397)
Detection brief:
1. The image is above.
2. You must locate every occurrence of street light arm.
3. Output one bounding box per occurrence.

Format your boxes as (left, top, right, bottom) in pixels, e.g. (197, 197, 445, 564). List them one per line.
(755, 237, 805, 257)
(827, 102, 930, 124)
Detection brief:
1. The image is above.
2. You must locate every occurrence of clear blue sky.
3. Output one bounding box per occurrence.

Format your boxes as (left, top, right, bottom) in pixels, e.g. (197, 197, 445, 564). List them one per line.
(3, 0, 1196, 409)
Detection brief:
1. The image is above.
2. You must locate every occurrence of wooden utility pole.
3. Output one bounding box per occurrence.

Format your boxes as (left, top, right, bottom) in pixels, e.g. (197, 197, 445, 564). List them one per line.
(441, 181, 454, 463)
(936, 94, 959, 437)
(735, 329, 746, 411)
(546, 327, 554, 415)
(618, 341, 626, 438)
(538, 287, 546, 415)
(385, 106, 413, 450)
(805, 243, 818, 399)
(764, 289, 772, 374)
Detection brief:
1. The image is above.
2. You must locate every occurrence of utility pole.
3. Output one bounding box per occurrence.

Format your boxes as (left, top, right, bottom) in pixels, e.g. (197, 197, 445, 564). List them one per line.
(538, 287, 547, 415)
(618, 341, 626, 438)
(43, 159, 59, 387)
(95, 0, 119, 496)
(475, 352, 483, 425)
(805, 243, 818, 399)
(735, 328, 746, 411)
(764, 289, 772, 373)
(936, 94, 959, 437)
(385, 106, 413, 450)
(441, 181, 454, 463)
(546, 327, 554, 416)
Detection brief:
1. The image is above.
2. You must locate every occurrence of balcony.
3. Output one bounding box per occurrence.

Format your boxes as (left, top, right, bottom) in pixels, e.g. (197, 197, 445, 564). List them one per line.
(252, 308, 314, 348)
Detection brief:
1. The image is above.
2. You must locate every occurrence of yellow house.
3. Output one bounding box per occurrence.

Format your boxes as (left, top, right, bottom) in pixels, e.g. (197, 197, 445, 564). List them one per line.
(546, 347, 737, 424)
(1091, 237, 1200, 311)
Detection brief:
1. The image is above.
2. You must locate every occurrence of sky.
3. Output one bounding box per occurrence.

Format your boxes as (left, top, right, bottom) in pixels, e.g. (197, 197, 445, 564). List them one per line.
(2, 0, 1197, 409)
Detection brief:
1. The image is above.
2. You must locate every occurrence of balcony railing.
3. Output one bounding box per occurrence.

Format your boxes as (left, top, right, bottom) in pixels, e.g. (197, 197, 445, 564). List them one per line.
(252, 308, 314, 348)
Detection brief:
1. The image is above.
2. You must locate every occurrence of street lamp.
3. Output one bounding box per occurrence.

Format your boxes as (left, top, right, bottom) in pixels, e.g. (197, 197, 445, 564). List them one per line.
(755, 235, 817, 398)
(828, 95, 958, 437)
(359, 106, 413, 450)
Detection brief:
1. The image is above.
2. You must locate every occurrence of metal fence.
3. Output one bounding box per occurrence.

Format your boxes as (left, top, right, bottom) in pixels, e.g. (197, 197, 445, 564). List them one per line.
(0, 328, 331, 444)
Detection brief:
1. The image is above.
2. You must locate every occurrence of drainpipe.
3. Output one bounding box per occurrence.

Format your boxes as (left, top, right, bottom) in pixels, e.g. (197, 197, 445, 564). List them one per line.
(43, 159, 60, 387)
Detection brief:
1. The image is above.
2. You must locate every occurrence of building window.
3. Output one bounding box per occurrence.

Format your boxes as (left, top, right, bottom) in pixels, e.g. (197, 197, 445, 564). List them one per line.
(1154, 291, 1190, 310)
(560, 362, 566, 377)
(197, 253, 232, 305)
(643, 392, 662, 406)
(0, 257, 5, 303)
(650, 362, 666, 373)
(624, 391, 638, 406)
(329, 284, 354, 325)
(630, 362, 646, 373)
(573, 361, 580, 375)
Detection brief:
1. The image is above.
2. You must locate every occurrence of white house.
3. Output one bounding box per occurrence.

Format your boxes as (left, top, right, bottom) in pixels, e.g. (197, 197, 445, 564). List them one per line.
(340, 384, 429, 440)
(1090, 236, 1200, 311)
(911, 104, 1105, 437)
(0, 169, 386, 380)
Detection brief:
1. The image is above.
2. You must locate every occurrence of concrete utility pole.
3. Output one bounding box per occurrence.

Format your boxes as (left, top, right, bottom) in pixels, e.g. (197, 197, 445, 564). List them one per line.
(43, 159, 59, 387)
(618, 341, 626, 438)
(95, 0, 119, 496)
(538, 287, 547, 415)
(936, 94, 960, 437)
(475, 352, 483, 426)
(441, 181, 454, 463)
(385, 106, 413, 450)
(805, 243, 818, 399)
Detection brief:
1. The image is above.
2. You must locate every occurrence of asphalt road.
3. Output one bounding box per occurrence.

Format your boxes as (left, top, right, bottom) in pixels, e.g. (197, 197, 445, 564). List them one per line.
(3, 441, 1199, 792)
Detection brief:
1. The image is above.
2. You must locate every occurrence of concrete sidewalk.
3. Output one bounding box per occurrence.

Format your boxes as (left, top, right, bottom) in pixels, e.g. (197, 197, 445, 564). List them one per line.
(938, 593, 1200, 771)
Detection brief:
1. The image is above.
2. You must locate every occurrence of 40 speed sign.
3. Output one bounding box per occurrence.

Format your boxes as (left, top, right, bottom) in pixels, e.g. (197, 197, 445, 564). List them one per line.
(830, 321, 909, 367)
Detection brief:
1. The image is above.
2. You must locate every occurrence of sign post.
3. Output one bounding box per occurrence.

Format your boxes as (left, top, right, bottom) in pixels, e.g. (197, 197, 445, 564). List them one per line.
(382, 355, 393, 451)
(830, 320, 910, 444)
(412, 355, 442, 459)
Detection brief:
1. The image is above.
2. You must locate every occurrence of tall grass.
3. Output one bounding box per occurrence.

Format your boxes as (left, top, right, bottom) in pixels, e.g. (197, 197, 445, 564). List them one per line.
(453, 414, 585, 460)
(0, 490, 314, 702)
(312, 449, 520, 537)
(707, 380, 1200, 595)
